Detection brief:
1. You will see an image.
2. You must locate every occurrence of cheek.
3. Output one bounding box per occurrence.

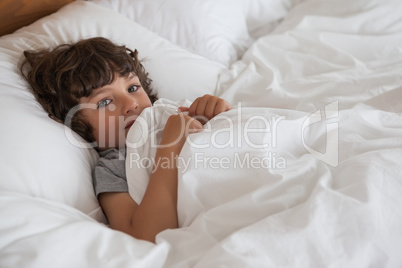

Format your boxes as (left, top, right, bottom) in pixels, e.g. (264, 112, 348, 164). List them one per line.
(142, 94, 152, 108)
(91, 113, 123, 148)
(82, 108, 126, 148)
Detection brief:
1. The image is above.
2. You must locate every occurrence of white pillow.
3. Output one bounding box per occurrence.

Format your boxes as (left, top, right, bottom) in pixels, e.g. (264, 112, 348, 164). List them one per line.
(244, 0, 303, 39)
(0, 1, 225, 220)
(90, 0, 252, 67)
(90, 0, 299, 67)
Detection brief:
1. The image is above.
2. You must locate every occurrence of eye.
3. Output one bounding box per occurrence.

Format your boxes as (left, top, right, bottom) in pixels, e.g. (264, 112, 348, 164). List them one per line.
(97, 99, 112, 108)
(128, 85, 140, 93)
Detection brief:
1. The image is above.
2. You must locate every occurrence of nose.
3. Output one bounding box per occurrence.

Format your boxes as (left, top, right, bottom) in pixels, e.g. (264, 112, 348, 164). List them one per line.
(123, 96, 138, 115)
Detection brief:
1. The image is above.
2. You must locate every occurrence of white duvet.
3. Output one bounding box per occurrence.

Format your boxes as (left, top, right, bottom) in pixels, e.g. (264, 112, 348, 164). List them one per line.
(174, 104, 402, 267)
(126, 99, 402, 266)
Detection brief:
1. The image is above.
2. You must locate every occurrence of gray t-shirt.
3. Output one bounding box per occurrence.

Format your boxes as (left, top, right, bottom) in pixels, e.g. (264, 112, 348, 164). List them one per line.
(93, 148, 128, 197)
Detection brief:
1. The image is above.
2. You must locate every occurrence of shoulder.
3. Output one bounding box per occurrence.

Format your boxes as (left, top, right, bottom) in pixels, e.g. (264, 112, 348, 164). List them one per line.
(98, 148, 126, 162)
(93, 148, 128, 197)
(97, 148, 126, 173)
(95, 148, 127, 181)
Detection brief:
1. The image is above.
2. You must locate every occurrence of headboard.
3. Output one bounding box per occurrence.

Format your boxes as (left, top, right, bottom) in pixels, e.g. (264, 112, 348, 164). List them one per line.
(0, 0, 74, 36)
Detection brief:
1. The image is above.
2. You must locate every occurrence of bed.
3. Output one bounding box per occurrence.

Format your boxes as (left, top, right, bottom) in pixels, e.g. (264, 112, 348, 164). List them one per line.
(1, 0, 401, 267)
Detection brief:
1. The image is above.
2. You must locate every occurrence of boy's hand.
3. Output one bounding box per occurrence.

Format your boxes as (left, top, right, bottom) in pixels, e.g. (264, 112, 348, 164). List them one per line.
(178, 94, 232, 124)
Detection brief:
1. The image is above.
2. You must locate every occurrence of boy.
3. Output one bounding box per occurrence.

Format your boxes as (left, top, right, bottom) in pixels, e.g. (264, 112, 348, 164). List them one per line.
(20, 37, 232, 242)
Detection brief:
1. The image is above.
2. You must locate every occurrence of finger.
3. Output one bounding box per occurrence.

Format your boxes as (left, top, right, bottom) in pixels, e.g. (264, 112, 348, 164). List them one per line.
(194, 96, 208, 117)
(189, 97, 209, 124)
(188, 97, 200, 117)
(204, 96, 219, 119)
(178, 106, 189, 113)
(214, 100, 232, 116)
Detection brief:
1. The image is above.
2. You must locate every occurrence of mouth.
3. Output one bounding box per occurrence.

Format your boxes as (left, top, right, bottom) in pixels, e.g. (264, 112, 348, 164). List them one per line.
(125, 120, 136, 130)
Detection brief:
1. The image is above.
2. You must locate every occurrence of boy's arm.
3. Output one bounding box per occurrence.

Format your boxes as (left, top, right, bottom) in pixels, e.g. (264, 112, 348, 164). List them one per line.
(99, 147, 179, 242)
(99, 113, 202, 243)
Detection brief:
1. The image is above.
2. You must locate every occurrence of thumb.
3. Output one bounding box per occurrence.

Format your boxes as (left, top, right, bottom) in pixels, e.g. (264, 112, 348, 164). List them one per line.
(178, 106, 189, 113)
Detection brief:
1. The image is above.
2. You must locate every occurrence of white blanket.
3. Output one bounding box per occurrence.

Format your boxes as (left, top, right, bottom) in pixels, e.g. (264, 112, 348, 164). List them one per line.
(171, 106, 402, 267)
(126, 98, 402, 266)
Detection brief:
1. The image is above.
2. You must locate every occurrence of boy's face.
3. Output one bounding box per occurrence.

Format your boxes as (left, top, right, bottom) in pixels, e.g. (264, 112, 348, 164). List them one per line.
(79, 73, 152, 150)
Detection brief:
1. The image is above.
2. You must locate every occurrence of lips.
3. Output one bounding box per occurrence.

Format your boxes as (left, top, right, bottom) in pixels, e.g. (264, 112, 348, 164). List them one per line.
(125, 114, 140, 131)
(125, 120, 135, 130)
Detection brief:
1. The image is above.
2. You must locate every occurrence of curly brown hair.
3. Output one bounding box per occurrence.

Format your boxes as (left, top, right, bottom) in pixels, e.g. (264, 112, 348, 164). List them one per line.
(19, 37, 158, 144)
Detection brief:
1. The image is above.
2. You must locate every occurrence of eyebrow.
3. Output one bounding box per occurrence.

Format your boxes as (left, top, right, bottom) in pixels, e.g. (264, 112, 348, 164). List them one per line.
(127, 73, 137, 80)
(89, 88, 109, 99)
(89, 73, 138, 99)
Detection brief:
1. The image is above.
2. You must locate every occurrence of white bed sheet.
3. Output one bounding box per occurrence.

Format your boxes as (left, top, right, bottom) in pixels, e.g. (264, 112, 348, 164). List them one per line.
(1, 0, 402, 267)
